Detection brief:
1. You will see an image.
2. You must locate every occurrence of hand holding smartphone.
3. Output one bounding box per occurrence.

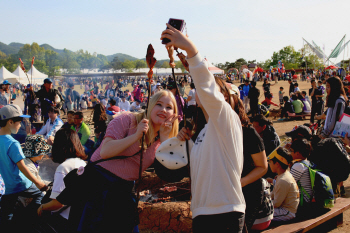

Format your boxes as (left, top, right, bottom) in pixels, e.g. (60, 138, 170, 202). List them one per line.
(162, 18, 186, 44)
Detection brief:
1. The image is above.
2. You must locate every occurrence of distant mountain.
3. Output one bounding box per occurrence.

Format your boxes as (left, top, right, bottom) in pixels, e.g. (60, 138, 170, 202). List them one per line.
(40, 44, 65, 54)
(0, 41, 174, 64)
(106, 53, 138, 62)
(0, 42, 19, 55)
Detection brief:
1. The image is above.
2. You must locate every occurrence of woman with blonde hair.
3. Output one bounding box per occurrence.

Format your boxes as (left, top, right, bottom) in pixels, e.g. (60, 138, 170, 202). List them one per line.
(76, 90, 179, 232)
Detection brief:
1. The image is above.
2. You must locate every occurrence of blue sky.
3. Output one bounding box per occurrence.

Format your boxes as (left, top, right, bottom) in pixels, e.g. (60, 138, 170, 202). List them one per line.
(1, 0, 349, 64)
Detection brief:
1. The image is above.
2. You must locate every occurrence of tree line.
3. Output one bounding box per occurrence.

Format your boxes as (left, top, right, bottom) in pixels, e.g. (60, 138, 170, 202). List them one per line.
(0, 42, 187, 77)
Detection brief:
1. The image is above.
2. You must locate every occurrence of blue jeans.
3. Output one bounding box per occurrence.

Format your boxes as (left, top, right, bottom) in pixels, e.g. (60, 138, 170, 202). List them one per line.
(0, 183, 44, 223)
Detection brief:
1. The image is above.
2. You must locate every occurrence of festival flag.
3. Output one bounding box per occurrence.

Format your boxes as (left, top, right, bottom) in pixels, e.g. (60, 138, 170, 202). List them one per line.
(303, 38, 325, 59)
(19, 58, 26, 72)
(328, 35, 346, 59)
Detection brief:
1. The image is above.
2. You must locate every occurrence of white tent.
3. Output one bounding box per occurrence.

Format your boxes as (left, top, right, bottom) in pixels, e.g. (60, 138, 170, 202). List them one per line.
(13, 66, 31, 84)
(0, 66, 19, 84)
(14, 65, 48, 85)
(204, 58, 224, 74)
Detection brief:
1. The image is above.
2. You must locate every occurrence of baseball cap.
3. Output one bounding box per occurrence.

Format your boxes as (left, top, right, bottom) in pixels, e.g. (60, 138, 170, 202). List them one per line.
(227, 83, 240, 97)
(23, 135, 51, 158)
(285, 125, 312, 139)
(2, 80, 11, 85)
(44, 78, 53, 84)
(0, 104, 30, 120)
(267, 148, 289, 166)
(26, 84, 31, 88)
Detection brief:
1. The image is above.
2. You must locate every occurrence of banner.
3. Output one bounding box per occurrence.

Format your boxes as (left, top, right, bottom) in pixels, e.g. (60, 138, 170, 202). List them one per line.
(303, 38, 325, 59)
(328, 35, 346, 59)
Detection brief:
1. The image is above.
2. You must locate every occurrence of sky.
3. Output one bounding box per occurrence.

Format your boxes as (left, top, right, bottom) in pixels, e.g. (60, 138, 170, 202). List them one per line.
(1, 0, 350, 64)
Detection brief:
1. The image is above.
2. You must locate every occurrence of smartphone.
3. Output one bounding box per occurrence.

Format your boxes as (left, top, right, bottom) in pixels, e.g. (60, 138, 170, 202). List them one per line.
(162, 18, 186, 44)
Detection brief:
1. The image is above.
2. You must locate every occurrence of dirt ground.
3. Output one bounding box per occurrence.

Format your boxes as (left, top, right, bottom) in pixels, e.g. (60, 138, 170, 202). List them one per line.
(36, 79, 350, 232)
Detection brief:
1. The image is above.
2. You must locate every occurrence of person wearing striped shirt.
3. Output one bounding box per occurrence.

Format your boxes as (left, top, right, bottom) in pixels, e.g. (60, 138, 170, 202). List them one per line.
(290, 139, 313, 208)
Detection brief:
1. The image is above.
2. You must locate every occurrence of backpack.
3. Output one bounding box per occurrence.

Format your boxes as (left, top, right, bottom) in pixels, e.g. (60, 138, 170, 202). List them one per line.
(297, 161, 334, 209)
(309, 138, 350, 183)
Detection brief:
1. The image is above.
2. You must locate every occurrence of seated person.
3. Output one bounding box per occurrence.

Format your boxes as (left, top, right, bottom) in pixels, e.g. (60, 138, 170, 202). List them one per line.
(71, 111, 90, 146)
(280, 96, 295, 119)
(261, 93, 279, 109)
(267, 147, 299, 221)
(62, 110, 75, 129)
(19, 135, 51, 206)
(294, 83, 300, 93)
(37, 128, 87, 232)
(107, 99, 120, 114)
(291, 94, 304, 115)
(290, 139, 313, 210)
(101, 96, 108, 108)
(130, 99, 141, 112)
(119, 95, 130, 111)
(300, 91, 311, 114)
(91, 94, 99, 107)
(36, 107, 63, 145)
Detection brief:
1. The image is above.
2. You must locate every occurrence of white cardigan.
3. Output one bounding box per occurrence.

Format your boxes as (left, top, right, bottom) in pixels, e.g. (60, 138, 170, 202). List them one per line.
(187, 53, 245, 218)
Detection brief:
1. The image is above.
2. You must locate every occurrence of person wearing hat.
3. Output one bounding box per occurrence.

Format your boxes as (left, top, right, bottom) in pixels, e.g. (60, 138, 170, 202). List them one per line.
(285, 125, 312, 142)
(23, 135, 51, 185)
(0, 81, 12, 108)
(267, 147, 299, 221)
(0, 105, 46, 227)
(35, 78, 64, 123)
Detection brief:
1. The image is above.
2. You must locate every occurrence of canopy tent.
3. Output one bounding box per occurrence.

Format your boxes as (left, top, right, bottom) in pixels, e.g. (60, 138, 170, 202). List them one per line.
(204, 58, 224, 74)
(0, 66, 19, 83)
(325, 65, 339, 70)
(14, 65, 48, 85)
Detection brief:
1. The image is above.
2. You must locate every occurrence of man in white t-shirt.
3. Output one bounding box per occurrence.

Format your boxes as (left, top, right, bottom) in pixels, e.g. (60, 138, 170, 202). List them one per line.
(119, 95, 130, 111)
(130, 99, 141, 112)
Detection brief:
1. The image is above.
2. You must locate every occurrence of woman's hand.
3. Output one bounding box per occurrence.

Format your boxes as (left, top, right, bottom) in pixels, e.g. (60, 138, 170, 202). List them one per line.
(160, 24, 198, 59)
(136, 119, 149, 139)
(159, 115, 179, 142)
(177, 127, 192, 141)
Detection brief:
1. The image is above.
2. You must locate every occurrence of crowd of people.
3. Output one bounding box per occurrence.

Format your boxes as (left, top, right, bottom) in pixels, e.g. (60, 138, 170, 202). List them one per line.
(0, 25, 350, 233)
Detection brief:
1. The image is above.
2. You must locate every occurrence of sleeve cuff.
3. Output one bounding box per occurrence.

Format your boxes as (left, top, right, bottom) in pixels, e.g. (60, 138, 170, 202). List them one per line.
(186, 52, 202, 67)
(50, 191, 60, 199)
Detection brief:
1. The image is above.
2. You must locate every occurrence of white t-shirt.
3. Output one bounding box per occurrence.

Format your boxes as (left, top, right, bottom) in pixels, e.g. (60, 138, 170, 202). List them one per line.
(50, 158, 87, 219)
(130, 102, 141, 111)
(187, 89, 196, 106)
(119, 100, 130, 111)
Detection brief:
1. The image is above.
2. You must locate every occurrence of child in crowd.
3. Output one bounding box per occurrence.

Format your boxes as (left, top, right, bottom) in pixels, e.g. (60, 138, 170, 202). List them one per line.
(294, 83, 300, 93)
(300, 91, 311, 114)
(279, 87, 285, 105)
(291, 94, 304, 115)
(267, 147, 299, 221)
(0, 105, 46, 228)
(290, 139, 313, 209)
(62, 110, 75, 129)
(262, 93, 280, 109)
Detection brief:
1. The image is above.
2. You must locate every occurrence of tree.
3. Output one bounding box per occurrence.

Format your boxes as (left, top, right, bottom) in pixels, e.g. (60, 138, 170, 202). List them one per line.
(18, 43, 45, 62)
(135, 59, 147, 70)
(175, 61, 186, 73)
(60, 49, 80, 73)
(161, 61, 170, 68)
(0, 51, 6, 59)
(122, 59, 135, 72)
(111, 56, 123, 71)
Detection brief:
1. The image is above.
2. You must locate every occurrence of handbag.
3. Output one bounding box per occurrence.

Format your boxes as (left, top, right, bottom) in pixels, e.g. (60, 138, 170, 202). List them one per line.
(56, 150, 141, 206)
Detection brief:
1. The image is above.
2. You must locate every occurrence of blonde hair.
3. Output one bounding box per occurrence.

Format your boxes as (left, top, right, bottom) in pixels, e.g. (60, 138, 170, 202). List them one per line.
(134, 90, 179, 148)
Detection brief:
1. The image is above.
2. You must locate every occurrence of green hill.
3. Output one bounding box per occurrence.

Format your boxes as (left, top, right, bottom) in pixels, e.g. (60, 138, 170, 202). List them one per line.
(0, 42, 19, 55)
(40, 44, 65, 54)
(106, 53, 139, 62)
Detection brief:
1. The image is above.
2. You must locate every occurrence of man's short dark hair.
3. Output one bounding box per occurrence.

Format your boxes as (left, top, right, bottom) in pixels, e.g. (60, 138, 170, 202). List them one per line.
(190, 83, 195, 89)
(110, 99, 116, 106)
(251, 81, 256, 87)
(301, 91, 307, 96)
(271, 147, 292, 170)
(74, 111, 84, 119)
(283, 96, 289, 102)
(294, 83, 298, 87)
(67, 110, 75, 116)
(0, 117, 22, 127)
(49, 107, 60, 114)
(291, 94, 297, 101)
(291, 138, 311, 158)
